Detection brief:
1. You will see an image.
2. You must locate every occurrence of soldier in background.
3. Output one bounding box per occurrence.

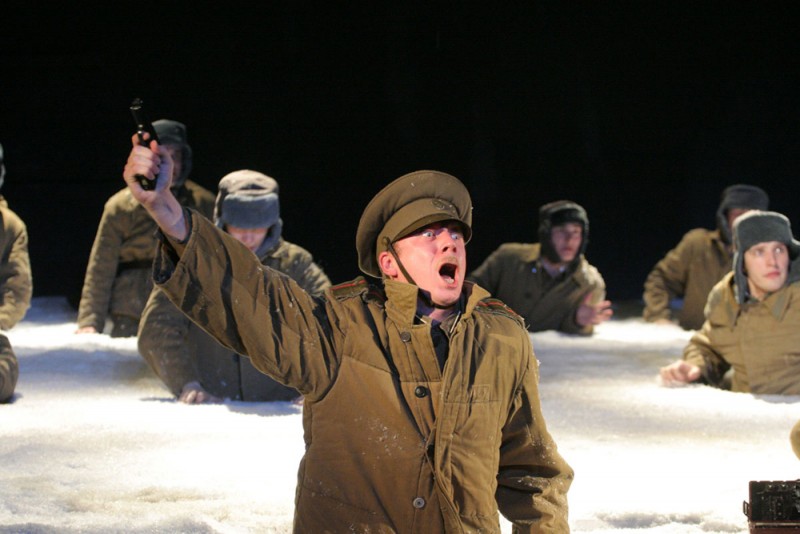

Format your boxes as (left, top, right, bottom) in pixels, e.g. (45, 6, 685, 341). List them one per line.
(469, 200, 611, 334)
(660, 210, 800, 394)
(75, 120, 214, 337)
(138, 170, 330, 403)
(643, 184, 768, 330)
(0, 142, 33, 402)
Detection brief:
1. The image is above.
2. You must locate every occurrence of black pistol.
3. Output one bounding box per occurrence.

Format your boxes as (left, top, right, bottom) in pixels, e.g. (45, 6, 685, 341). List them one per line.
(129, 98, 160, 190)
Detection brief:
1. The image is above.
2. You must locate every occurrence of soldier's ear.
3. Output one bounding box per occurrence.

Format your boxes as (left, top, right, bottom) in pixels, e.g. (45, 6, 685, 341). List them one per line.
(378, 251, 399, 279)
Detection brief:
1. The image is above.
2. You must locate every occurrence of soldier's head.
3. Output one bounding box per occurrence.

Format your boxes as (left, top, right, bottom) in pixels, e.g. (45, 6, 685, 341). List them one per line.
(214, 170, 282, 257)
(538, 200, 589, 267)
(716, 184, 769, 245)
(153, 119, 193, 189)
(356, 170, 472, 309)
(732, 210, 800, 303)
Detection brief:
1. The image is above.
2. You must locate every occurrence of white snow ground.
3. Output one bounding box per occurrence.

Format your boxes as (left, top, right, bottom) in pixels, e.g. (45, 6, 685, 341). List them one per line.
(1, 296, 798, 533)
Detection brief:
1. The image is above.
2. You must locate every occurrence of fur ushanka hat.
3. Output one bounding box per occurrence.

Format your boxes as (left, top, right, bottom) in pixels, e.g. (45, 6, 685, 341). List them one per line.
(716, 184, 769, 244)
(214, 170, 282, 258)
(732, 210, 800, 303)
(538, 200, 589, 265)
(153, 119, 193, 189)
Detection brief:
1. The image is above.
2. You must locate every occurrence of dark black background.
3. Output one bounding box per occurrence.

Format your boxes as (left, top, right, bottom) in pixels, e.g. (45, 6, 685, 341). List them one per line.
(2, 3, 799, 304)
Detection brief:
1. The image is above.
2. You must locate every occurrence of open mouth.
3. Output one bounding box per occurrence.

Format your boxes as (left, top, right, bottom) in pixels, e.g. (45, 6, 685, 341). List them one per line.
(439, 263, 458, 284)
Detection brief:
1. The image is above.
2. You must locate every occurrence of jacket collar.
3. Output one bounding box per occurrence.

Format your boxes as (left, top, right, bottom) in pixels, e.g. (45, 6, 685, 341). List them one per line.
(714, 273, 794, 326)
(382, 278, 488, 327)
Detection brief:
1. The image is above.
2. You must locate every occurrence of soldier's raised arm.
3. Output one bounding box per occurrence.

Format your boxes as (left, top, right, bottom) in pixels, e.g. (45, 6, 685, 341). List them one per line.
(122, 134, 188, 241)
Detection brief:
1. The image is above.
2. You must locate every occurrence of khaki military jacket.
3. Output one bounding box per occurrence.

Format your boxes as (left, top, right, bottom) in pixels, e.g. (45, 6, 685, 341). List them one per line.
(154, 211, 573, 533)
(643, 228, 731, 330)
(77, 181, 214, 331)
(0, 206, 32, 331)
(138, 238, 331, 400)
(0, 333, 17, 402)
(468, 242, 605, 335)
(683, 272, 800, 394)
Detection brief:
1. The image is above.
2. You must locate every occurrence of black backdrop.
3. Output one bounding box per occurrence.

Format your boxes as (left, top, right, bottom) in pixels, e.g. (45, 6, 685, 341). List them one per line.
(3, 3, 799, 304)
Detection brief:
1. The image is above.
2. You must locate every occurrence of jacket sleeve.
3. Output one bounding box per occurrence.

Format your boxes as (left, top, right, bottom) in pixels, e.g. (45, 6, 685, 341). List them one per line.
(681, 284, 731, 386)
(682, 322, 729, 386)
(643, 234, 693, 323)
(153, 210, 340, 398)
(0, 333, 18, 403)
(558, 265, 606, 336)
(77, 201, 124, 331)
(496, 340, 574, 533)
(137, 287, 199, 396)
(0, 214, 32, 330)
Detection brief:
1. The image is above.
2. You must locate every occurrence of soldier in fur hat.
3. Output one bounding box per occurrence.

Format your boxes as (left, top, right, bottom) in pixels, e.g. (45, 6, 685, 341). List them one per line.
(643, 184, 769, 330)
(469, 199, 612, 334)
(75, 119, 215, 337)
(122, 131, 573, 532)
(0, 142, 33, 403)
(138, 170, 330, 403)
(660, 210, 800, 395)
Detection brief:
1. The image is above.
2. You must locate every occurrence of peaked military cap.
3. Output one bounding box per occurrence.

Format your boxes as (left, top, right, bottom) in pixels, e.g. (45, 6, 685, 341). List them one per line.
(356, 170, 473, 278)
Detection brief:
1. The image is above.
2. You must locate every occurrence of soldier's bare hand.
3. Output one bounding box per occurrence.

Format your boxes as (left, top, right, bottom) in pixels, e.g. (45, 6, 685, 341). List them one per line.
(575, 293, 613, 327)
(659, 360, 701, 386)
(179, 381, 222, 404)
(74, 325, 98, 334)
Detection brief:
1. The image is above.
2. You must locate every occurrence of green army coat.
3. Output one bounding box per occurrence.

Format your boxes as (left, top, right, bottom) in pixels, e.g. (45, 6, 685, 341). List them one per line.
(468, 243, 605, 335)
(0, 205, 32, 330)
(683, 272, 800, 394)
(0, 334, 17, 402)
(77, 181, 214, 332)
(154, 211, 573, 533)
(138, 238, 331, 400)
(643, 228, 731, 330)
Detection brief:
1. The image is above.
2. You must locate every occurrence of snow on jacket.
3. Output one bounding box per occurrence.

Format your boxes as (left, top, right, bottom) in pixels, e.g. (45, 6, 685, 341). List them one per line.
(468, 242, 605, 335)
(683, 271, 800, 394)
(76, 181, 214, 332)
(0, 205, 32, 330)
(643, 228, 731, 330)
(138, 237, 331, 400)
(153, 210, 573, 533)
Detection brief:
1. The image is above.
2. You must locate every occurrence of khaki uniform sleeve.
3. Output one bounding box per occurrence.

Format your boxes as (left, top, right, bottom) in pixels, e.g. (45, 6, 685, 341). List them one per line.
(154, 211, 339, 397)
(559, 264, 606, 336)
(0, 333, 18, 403)
(0, 212, 32, 330)
(681, 284, 730, 386)
(77, 201, 124, 331)
(496, 340, 573, 533)
(643, 234, 694, 323)
(137, 287, 199, 397)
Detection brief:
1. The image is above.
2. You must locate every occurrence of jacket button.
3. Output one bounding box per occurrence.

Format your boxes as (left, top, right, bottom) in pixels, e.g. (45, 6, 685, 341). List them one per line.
(412, 497, 426, 509)
(400, 331, 411, 342)
(414, 386, 429, 398)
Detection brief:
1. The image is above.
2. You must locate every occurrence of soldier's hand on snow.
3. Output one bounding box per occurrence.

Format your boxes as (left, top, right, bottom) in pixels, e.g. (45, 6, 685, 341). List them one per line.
(658, 360, 701, 386)
(74, 325, 98, 335)
(178, 381, 222, 404)
(123, 133, 188, 241)
(575, 292, 613, 327)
